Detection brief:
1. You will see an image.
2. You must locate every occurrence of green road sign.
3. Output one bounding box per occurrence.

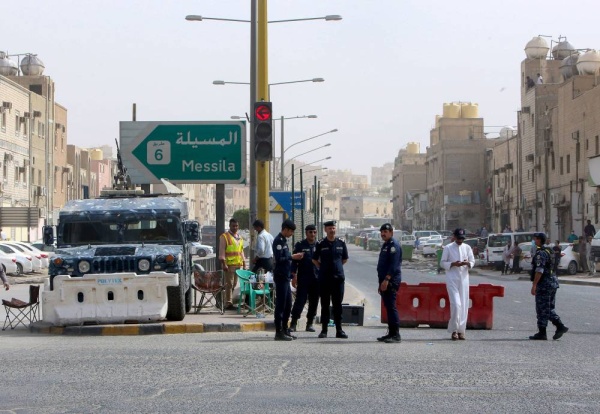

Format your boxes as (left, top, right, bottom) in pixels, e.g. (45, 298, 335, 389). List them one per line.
(120, 121, 246, 184)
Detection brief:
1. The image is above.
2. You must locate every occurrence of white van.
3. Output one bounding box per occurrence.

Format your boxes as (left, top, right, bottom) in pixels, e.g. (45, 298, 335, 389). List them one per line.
(487, 232, 536, 269)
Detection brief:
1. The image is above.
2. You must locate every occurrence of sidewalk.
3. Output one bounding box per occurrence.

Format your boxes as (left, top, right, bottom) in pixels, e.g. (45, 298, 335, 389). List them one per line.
(24, 280, 365, 336)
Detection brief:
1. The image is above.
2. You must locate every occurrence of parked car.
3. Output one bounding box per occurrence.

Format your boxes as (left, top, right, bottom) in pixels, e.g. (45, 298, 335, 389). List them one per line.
(31, 240, 57, 259)
(11, 241, 50, 268)
(400, 234, 416, 246)
(0, 246, 33, 275)
(0, 243, 43, 272)
(518, 242, 579, 275)
(0, 251, 18, 275)
(487, 232, 536, 269)
(422, 238, 443, 257)
(191, 242, 214, 257)
(556, 243, 579, 275)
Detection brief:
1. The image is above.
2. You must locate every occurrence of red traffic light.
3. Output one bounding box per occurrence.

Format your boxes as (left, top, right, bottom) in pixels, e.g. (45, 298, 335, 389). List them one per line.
(255, 104, 272, 121)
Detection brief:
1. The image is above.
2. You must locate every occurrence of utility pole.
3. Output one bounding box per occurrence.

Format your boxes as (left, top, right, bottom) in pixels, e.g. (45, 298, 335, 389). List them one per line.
(249, 0, 257, 260)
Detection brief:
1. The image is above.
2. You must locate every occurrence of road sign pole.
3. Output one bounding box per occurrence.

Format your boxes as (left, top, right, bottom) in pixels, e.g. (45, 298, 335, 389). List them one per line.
(257, 0, 270, 230)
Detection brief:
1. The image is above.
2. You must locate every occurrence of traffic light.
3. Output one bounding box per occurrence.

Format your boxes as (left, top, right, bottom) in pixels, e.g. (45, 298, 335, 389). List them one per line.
(253, 101, 273, 161)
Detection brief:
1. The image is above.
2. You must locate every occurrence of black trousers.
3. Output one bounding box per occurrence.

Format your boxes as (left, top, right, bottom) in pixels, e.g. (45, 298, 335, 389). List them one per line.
(381, 283, 400, 329)
(320, 279, 345, 329)
(274, 275, 292, 331)
(291, 277, 319, 322)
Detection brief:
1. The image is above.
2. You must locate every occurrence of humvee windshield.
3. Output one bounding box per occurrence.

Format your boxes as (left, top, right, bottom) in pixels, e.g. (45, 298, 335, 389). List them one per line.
(60, 214, 182, 246)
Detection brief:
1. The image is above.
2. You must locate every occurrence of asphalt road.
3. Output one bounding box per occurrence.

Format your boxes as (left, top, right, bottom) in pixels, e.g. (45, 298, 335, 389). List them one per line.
(1, 245, 600, 413)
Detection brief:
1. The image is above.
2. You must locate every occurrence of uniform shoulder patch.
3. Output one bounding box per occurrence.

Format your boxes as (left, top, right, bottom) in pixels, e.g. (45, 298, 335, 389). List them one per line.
(276, 245, 282, 250)
(390, 247, 396, 253)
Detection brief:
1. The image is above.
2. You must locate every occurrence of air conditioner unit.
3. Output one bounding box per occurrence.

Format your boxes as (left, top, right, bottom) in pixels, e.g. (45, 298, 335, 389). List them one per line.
(495, 188, 505, 197)
(572, 131, 580, 140)
(2, 102, 12, 110)
(19, 116, 27, 123)
(550, 193, 560, 205)
(41, 186, 47, 196)
(39, 207, 47, 218)
(522, 106, 531, 114)
(23, 112, 31, 118)
(591, 193, 599, 205)
(33, 110, 42, 118)
(525, 154, 534, 162)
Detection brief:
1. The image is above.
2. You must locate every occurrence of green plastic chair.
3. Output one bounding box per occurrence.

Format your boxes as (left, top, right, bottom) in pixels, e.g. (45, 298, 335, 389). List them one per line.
(235, 269, 272, 316)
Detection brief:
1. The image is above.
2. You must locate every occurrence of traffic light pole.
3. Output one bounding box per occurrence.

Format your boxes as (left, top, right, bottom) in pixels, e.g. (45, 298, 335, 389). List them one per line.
(257, 0, 270, 231)
(249, 0, 257, 261)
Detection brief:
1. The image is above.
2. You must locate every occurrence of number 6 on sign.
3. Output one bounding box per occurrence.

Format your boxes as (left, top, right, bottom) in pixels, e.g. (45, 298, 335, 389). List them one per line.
(147, 141, 171, 165)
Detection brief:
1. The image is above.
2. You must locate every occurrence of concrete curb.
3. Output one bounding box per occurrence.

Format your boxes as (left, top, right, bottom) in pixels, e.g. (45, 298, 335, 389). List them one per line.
(30, 320, 276, 336)
(517, 275, 600, 287)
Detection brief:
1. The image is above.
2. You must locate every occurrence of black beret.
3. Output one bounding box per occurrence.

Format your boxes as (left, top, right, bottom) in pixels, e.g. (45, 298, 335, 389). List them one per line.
(282, 219, 296, 231)
(305, 224, 316, 231)
(323, 220, 336, 227)
(380, 223, 393, 231)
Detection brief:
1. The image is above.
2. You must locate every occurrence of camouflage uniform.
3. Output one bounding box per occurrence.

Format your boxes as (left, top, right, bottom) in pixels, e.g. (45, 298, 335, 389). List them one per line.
(532, 247, 562, 328)
(529, 244, 569, 340)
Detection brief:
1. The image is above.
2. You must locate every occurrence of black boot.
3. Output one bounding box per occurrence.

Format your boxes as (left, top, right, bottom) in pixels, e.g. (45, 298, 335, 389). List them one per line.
(275, 329, 293, 341)
(289, 318, 298, 333)
(552, 321, 569, 340)
(284, 322, 297, 340)
(384, 327, 401, 343)
(377, 328, 392, 342)
(335, 323, 348, 339)
(318, 325, 328, 338)
(529, 326, 547, 340)
(306, 318, 315, 332)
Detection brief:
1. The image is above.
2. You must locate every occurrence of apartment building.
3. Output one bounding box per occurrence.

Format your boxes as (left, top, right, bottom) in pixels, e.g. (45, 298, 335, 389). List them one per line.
(391, 143, 426, 231)
(425, 103, 487, 231)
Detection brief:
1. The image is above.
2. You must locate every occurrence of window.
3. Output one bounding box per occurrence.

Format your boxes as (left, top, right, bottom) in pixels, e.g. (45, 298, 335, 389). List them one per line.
(1, 111, 6, 132)
(560, 157, 564, 175)
(15, 113, 19, 137)
(576, 142, 580, 163)
(551, 152, 555, 170)
(596, 135, 599, 155)
(567, 154, 570, 174)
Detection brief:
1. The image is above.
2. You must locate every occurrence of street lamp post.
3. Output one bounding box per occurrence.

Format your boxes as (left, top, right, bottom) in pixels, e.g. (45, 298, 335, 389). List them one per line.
(282, 128, 338, 190)
(186, 8, 341, 232)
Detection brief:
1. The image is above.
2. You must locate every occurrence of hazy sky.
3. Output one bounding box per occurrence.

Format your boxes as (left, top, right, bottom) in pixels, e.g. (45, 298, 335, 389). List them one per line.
(2, 0, 598, 177)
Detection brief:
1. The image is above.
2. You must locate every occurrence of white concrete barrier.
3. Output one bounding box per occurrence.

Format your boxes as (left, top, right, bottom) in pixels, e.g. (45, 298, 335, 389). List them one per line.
(42, 272, 179, 326)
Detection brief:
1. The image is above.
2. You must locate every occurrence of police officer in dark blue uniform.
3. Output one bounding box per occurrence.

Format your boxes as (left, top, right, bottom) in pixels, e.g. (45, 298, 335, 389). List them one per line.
(312, 220, 349, 339)
(376, 223, 402, 343)
(290, 224, 320, 333)
(273, 219, 305, 341)
(529, 232, 569, 340)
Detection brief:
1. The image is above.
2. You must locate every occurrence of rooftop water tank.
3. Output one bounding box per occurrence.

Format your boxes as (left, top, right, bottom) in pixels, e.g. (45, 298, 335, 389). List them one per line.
(443, 103, 461, 118)
(499, 126, 516, 139)
(524, 36, 549, 59)
(552, 40, 576, 60)
(576, 50, 600, 75)
(560, 54, 579, 79)
(20, 54, 45, 76)
(0, 52, 18, 76)
(461, 102, 479, 118)
(90, 149, 104, 161)
(407, 142, 419, 154)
